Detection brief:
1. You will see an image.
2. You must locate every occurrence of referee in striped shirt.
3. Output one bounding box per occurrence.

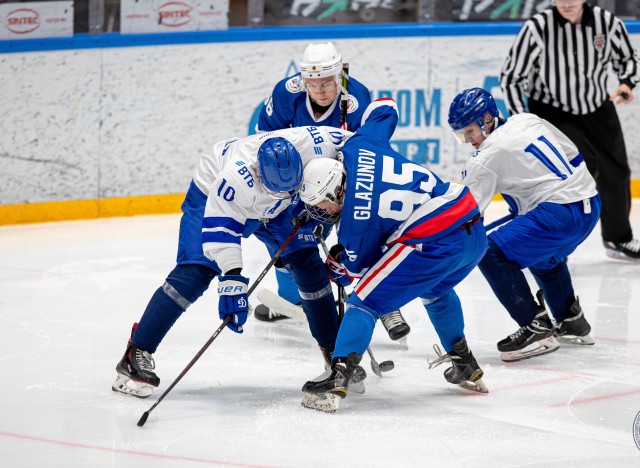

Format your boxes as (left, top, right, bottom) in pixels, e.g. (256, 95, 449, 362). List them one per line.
(500, 0, 640, 260)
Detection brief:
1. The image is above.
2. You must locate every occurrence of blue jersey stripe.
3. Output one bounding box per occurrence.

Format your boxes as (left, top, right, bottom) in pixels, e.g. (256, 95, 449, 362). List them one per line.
(202, 231, 241, 245)
(202, 216, 244, 234)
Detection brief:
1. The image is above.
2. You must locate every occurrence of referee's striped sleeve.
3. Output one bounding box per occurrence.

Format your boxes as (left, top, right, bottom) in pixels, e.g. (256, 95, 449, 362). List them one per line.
(500, 20, 540, 115)
(610, 16, 640, 87)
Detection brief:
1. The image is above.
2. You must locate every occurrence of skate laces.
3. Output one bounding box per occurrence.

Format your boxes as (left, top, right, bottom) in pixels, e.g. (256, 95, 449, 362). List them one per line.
(135, 348, 156, 372)
(427, 344, 451, 369)
(508, 326, 528, 340)
(381, 310, 404, 330)
(620, 238, 640, 253)
(268, 308, 285, 319)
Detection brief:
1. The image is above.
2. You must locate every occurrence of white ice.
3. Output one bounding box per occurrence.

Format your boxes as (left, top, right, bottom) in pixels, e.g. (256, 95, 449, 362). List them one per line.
(1, 201, 640, 468)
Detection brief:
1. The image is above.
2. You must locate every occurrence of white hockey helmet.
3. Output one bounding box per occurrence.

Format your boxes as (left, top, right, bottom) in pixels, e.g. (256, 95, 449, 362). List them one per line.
(299, 43, 342, 80)
(300, 158, 346, 224)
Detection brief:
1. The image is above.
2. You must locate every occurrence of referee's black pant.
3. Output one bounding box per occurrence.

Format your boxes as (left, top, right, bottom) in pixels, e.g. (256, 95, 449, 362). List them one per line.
(529, 99, 633, 245)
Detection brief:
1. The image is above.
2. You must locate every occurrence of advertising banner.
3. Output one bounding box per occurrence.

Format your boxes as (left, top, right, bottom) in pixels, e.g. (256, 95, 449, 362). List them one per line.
(452, 0, 551, 21)
(121, 0, 229, 34)
(0, 1, 73, 40)
(265, 0, 416, 25)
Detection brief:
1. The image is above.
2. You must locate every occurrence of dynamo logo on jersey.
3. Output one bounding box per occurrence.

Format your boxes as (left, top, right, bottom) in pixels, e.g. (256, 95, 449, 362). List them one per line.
(328, 130, 345, 145)
(285, 76, 304, 94)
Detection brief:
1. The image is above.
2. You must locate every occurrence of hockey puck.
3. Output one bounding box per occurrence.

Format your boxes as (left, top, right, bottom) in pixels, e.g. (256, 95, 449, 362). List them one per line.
(379, 360, 394, 372)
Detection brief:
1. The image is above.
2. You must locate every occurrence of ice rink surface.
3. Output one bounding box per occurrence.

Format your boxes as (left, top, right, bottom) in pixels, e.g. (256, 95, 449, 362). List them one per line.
(1, 201, 640, 468)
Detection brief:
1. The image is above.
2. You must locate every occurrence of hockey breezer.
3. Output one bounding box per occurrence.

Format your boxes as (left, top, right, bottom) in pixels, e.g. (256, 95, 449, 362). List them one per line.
(135, 221, 302, 427)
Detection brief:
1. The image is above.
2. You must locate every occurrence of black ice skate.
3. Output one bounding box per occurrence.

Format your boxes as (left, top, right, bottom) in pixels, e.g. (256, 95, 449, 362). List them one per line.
(380, 310, 411, 341)
(301, 353, 365, 413)
(112, 324, 160, 399)
(603, 239, 640, 261)
(555, 297, 595, 345)
(498, 290, 559, 362)
(428, 339, 488, 394)
(253, 303, 289, 322)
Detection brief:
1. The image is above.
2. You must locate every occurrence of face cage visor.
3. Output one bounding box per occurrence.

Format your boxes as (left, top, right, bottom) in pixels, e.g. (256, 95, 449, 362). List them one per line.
(304, 176, 345, 224)
(306, 203, 342, 224)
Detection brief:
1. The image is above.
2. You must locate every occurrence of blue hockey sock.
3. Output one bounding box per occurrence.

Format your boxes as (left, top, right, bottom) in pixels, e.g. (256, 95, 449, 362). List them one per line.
(284, 248, 339, 350)
(529, 259, 575, 322)
(422, 290, 465, 353)
(133, 264, 216, 353)
(478, 239, 538, 326)
(333, 295, 376, 359)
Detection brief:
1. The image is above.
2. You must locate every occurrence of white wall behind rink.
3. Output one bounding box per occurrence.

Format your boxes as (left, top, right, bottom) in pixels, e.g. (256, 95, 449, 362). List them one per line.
(1, 34, 638, 206)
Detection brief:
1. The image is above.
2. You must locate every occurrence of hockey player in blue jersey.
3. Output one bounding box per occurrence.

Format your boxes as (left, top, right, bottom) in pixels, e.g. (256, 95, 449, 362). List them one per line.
(298, 99, 489, 411)
(254, 42, 410, 342)
(112, 127, 353, 399)
(448, 87, 601, 363)
(257, 42, 370, 133)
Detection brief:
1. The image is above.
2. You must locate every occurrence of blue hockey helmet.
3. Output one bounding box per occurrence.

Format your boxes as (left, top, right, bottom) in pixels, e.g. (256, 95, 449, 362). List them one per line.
(448, 88, 499, 142)
(257, 137, 303, 199)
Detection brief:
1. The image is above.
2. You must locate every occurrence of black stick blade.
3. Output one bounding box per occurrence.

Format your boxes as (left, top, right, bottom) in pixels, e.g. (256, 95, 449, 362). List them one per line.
(137, 411, 149, 427)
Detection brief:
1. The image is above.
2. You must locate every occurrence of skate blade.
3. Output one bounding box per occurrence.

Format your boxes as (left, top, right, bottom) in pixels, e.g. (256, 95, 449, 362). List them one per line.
(349, 380, 365, 395)
(112, 374, 154, 399)
(556, 334, 595, 345)
(457, 378, 489, 394)
(605, 250, 640, 262)
(256, 289, 307, 321)
(301, 392, 340, 413)
(398, 336, 409, 351)
(500, 336, 560, 362)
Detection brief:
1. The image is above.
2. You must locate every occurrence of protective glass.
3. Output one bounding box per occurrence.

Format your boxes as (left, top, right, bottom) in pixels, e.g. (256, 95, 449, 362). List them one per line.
(451, 129, 466, 144)
(263, 184, 301, 200)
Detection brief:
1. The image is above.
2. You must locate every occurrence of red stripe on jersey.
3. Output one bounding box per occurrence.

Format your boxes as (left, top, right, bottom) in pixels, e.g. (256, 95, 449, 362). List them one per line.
(390, 191, 478, 245)
(355, 244, 412, 296)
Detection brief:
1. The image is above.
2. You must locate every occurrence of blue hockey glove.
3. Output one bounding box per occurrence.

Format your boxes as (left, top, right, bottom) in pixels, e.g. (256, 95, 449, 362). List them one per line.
(326, 244, 352, 287)
(217, 274, 249, 333)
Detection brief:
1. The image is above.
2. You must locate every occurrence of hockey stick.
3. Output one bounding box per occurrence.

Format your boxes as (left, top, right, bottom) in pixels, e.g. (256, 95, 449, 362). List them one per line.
(312, 225, 394, 377)
(484, 213, 514, 232)
(255, 64, 349, 315)
(137, 221, 303, 427)
(340, 62, 349, 130)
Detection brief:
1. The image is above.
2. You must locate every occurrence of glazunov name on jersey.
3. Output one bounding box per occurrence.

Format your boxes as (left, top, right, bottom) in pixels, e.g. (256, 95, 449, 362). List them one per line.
(353, 149, 376, 220)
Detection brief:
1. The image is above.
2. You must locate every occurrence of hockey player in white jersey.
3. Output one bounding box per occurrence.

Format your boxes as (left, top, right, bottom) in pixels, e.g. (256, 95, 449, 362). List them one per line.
(299, 99, 489, 411)
(112, 126, 351, 398)
(448, 87, 602, 362)
(255, 42, 410, 342)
